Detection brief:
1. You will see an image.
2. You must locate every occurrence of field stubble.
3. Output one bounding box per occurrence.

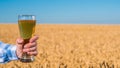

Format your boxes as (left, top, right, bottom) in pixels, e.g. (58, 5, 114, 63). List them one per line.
(0, 24, 120, 68)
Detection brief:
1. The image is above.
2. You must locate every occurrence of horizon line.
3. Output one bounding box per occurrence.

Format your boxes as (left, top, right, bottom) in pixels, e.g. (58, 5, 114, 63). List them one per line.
(0, 23, 120, 25)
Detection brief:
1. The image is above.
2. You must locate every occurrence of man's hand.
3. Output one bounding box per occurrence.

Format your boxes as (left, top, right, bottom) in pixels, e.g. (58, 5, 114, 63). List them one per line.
(16, 36, 39, 58)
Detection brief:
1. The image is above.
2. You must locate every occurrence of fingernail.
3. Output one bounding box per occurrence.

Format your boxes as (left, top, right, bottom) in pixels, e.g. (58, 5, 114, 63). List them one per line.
(23, 49, 25, 52)
(19, 39, 23, 43)
(23, 49, 27, 52)
(24, 45, 27, 48)
(27, 52, 30, 55)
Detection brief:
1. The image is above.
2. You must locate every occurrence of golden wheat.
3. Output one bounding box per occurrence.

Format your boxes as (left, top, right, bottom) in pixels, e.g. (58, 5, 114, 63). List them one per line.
(0, 24, 120, 68)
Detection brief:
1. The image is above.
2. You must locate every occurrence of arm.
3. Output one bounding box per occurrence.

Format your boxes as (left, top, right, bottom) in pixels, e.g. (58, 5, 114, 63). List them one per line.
(0, 41, 18, 64)
(0, 35, 38, 64)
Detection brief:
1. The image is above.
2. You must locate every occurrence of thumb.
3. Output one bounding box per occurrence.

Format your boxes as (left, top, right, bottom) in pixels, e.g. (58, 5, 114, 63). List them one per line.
(16, 38, 24, 58)
(16, 38, 24, 49)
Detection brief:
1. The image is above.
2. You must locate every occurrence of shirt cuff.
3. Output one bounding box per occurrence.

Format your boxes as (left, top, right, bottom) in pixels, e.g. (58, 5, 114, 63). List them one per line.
(7, 45, 18, 60)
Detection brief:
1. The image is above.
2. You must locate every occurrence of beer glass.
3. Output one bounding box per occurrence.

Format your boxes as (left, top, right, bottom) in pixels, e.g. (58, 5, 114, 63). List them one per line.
(18, 15, 36, 62)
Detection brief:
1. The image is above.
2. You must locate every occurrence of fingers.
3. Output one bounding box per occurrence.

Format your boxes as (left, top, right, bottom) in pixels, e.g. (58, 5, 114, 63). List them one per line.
(27, 51, 38, 56)
(23, 41, 38, 56)
(23, 47, 36, 52)
(29, 35, 39, 43)
(23, 47, 37, 56)
(24, 42, 37, 48)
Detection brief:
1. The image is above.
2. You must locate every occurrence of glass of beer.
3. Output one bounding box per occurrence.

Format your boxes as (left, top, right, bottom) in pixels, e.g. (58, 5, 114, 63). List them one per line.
(18, 15, 36, 62)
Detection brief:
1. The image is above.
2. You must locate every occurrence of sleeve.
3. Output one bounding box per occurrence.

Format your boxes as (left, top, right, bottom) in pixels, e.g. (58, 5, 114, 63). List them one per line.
(0, 41, 18, 64)
(7, 45, 18, 60)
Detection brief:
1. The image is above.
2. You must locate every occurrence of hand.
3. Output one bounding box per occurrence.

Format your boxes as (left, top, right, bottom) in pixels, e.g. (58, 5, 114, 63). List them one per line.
(16, 36, 39, 58)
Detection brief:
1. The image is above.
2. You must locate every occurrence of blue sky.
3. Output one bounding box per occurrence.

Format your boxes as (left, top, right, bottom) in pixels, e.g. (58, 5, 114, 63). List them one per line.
(0, 0, 120, 24)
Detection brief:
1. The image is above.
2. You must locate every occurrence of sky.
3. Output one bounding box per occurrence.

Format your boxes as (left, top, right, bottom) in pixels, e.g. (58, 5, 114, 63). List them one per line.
(0, 0, 120, 24)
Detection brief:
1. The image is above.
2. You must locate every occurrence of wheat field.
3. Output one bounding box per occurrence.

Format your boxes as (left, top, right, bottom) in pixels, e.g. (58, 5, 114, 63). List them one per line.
(0, 24, 120, 68)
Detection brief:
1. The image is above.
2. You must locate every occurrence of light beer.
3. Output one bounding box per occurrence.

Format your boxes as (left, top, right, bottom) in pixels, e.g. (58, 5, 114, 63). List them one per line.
(18, 20, 36, 39)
